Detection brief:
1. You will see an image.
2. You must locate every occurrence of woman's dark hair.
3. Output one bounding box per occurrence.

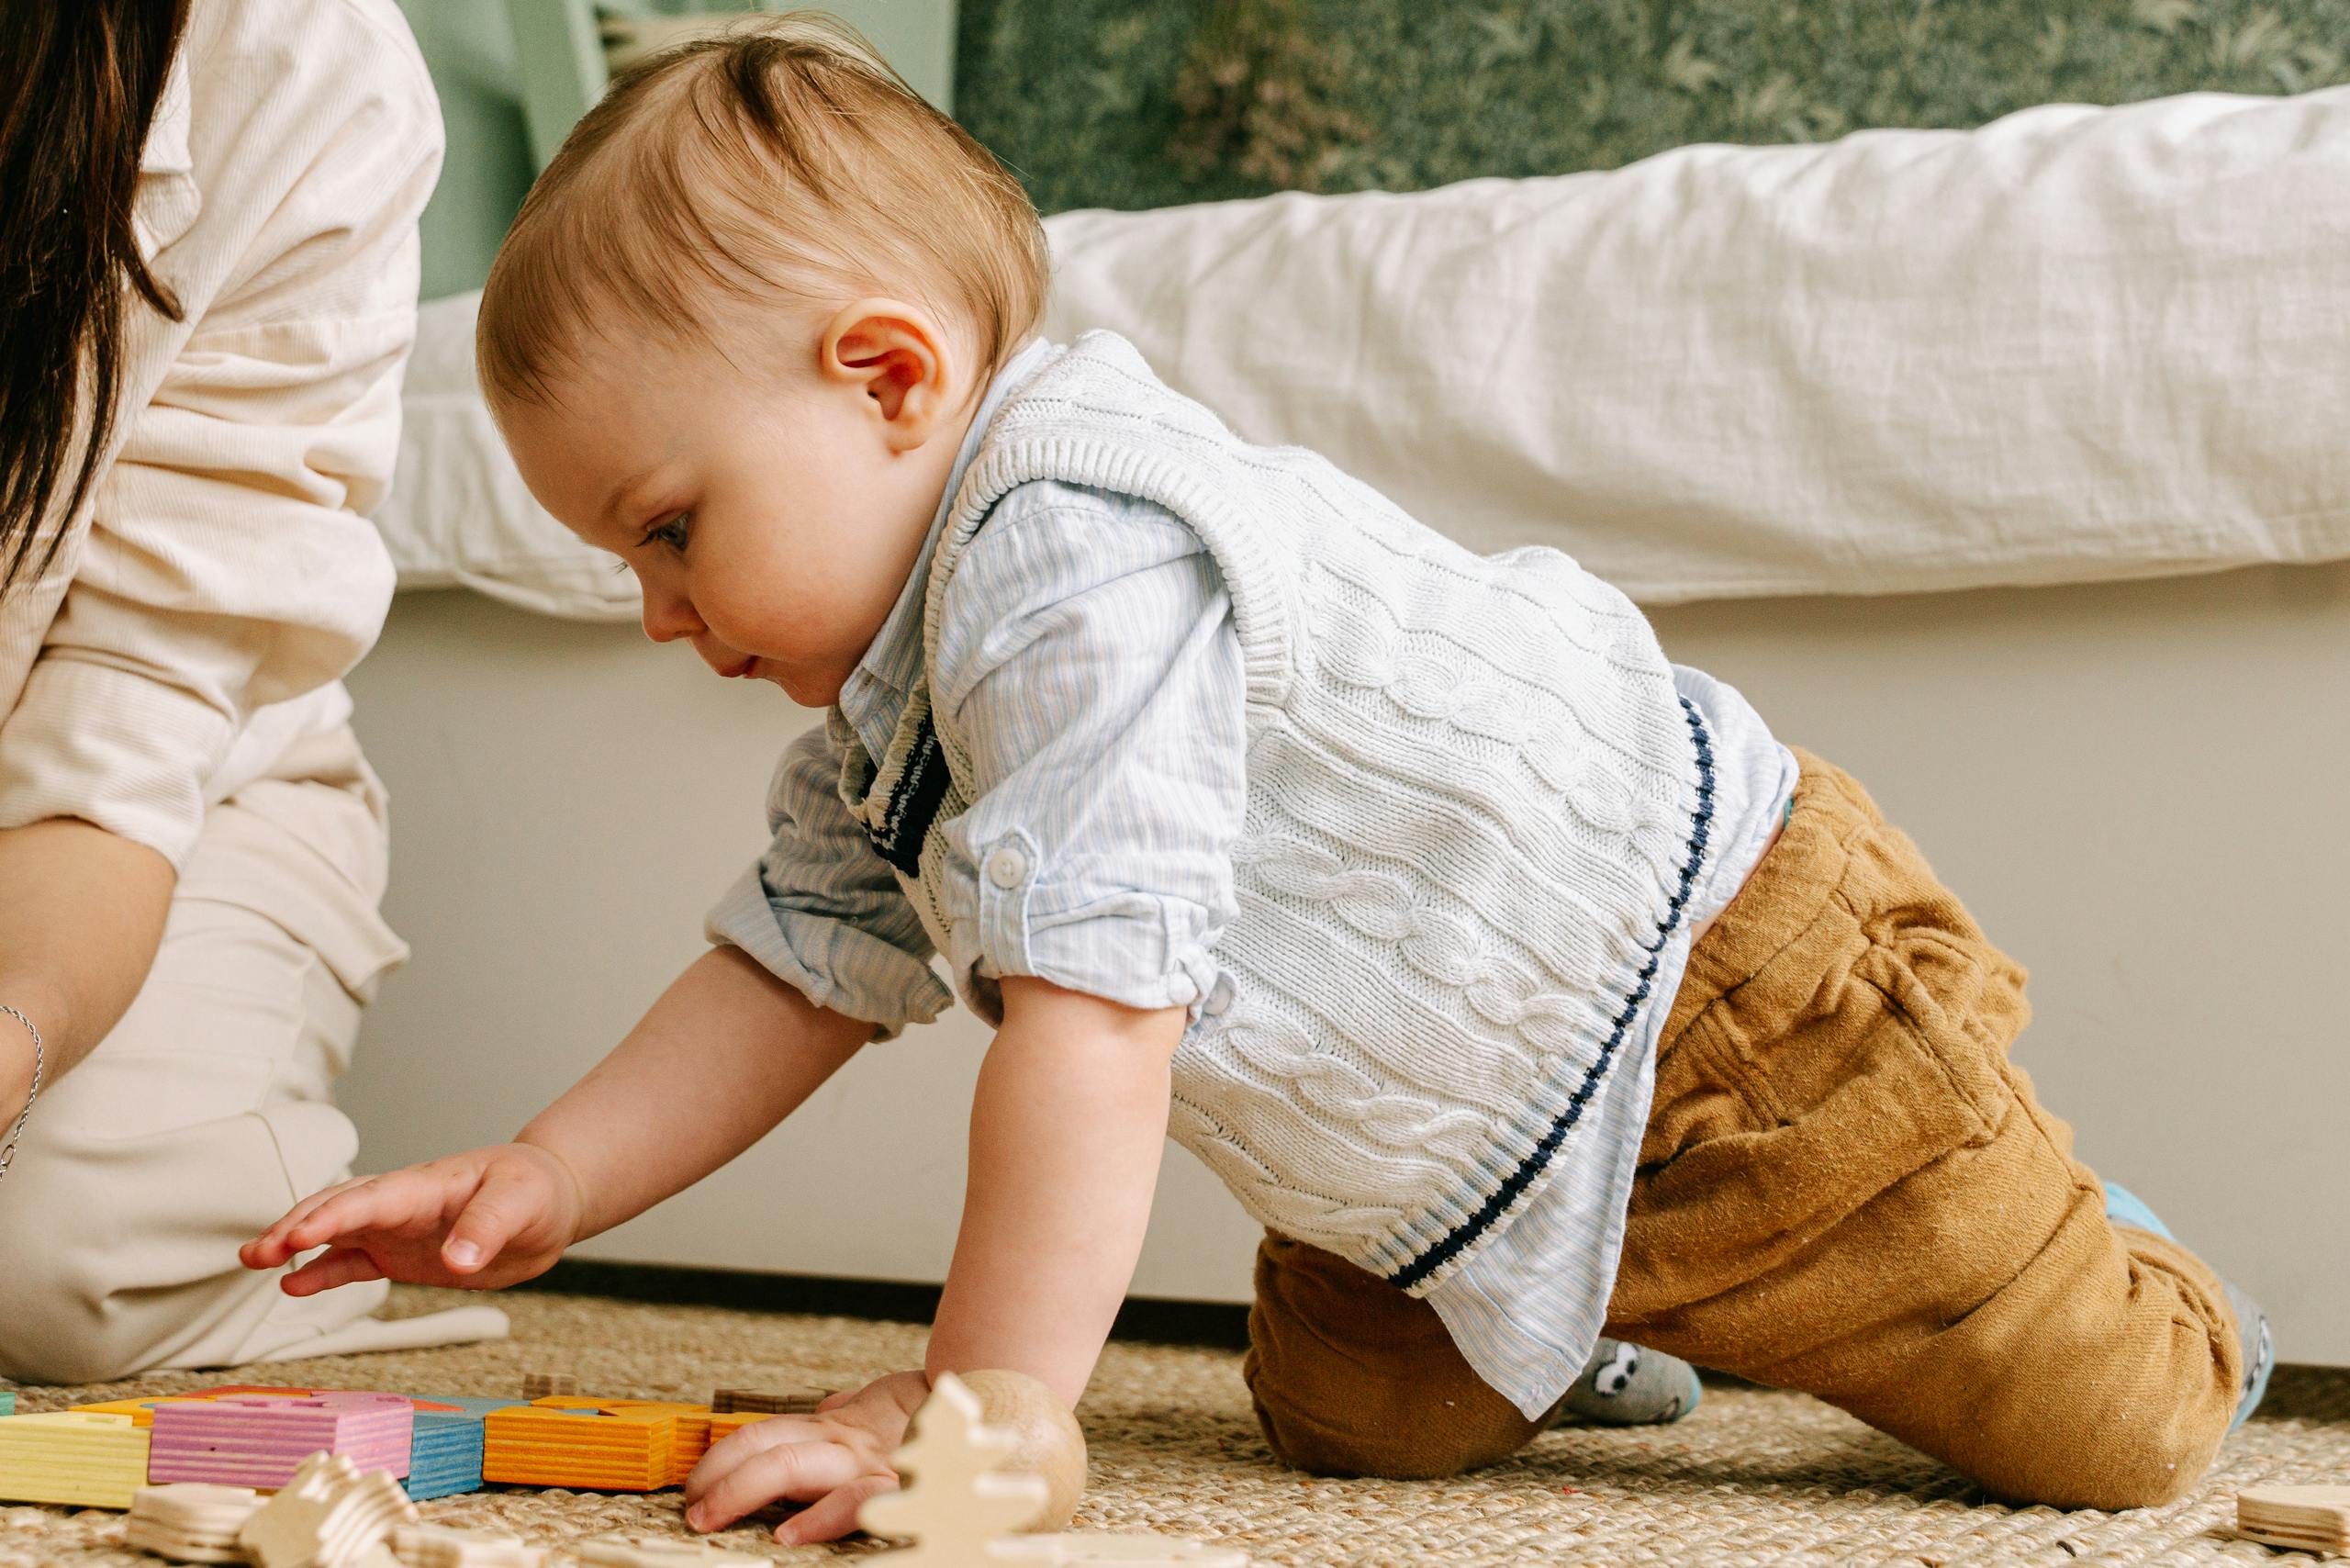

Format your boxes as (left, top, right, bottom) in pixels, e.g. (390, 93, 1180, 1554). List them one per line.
(0, 0, 191, 597)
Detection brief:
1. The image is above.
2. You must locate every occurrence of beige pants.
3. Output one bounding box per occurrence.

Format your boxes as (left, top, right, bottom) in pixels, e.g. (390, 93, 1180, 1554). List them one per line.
(0, 724, 504, 1384)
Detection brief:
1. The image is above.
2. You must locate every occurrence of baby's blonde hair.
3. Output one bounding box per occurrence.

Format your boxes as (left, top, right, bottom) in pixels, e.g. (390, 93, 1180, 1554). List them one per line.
(477, 11, 1049, 409)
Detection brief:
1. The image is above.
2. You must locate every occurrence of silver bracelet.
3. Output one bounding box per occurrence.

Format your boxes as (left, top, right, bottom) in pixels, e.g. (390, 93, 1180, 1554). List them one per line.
(0, 1004, 42, 1182)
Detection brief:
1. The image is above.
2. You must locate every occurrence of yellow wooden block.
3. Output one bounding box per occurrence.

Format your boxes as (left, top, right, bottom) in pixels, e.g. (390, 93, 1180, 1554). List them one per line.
(67, 1396, 218, 1429)
(0, 1413, 152, 1509)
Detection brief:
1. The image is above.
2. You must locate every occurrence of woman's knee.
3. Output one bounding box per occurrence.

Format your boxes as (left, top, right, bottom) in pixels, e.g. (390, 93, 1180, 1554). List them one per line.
(0, 1167, 157, 1383)
(1243, 1232, 1544, 1479)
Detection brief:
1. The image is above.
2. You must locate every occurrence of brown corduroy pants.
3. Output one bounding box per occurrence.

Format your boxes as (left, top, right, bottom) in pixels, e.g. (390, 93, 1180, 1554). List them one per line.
(1243, 750, 2243, 1510)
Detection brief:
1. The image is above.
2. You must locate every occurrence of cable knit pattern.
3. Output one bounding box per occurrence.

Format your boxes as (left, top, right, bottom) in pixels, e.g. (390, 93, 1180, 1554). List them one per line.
(890, 330, 1709, 1293)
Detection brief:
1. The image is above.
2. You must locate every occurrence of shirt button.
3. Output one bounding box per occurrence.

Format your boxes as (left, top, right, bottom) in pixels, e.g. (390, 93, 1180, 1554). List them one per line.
(985, 846, 1028, 890)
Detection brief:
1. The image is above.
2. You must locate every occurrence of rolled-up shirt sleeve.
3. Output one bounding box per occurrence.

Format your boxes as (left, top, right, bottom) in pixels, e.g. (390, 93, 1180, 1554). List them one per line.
(705, 714, 954, 1039)
(930, 482, 1247, 1023)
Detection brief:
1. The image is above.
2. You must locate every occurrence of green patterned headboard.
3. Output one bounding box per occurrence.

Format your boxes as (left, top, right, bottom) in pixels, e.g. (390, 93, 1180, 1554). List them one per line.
(401, 0, 2350, 299)
(952, 0, 2350, 215)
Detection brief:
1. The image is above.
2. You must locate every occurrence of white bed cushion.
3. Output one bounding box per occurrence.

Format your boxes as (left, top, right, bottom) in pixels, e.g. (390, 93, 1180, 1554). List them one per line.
(379, 291, 640, 620)
(381, 83, 2350, 617)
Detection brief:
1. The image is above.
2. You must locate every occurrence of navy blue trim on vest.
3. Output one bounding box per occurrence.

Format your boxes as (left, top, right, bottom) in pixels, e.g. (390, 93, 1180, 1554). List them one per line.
(1386, 695, 1718, 1293)
(861, 712, 955, 877)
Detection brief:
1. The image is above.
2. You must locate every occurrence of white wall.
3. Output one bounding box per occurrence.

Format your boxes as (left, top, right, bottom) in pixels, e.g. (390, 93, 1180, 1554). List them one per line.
(341, 558, 2350, 1360)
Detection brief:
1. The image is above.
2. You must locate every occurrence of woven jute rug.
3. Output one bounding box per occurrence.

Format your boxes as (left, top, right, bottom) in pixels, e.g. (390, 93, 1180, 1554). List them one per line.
(4, 1285, 2344, 1566)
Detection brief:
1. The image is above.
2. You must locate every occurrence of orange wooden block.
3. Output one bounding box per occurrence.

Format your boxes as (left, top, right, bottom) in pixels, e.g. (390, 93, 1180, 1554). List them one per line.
(482, 1406, 675, 1492)
(524, 1398, 711, 1486)
(705, 1412, 778, 1442)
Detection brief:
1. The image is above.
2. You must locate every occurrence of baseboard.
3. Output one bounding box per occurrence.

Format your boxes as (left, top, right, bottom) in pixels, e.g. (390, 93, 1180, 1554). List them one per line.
(516, 1259, 1252, 1350)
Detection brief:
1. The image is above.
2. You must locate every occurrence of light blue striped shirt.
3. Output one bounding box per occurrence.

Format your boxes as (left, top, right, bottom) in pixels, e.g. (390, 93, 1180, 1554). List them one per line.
(710, 337, 1797, 1417)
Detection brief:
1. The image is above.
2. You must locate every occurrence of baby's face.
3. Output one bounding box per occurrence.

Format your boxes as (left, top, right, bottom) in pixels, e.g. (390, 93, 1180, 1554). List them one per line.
(498, 299, 978, 709)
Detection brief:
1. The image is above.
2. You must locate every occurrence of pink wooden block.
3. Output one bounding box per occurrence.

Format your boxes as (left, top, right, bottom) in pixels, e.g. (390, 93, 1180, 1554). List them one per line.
(150, 1394, 414, 1488)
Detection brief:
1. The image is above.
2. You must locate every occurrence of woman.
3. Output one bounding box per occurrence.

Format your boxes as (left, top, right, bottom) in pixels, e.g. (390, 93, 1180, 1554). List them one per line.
(0, 0, 502, 1381)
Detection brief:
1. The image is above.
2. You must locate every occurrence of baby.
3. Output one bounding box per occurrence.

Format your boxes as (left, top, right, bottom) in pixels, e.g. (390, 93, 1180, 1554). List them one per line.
(245, 14, 2273, 1542)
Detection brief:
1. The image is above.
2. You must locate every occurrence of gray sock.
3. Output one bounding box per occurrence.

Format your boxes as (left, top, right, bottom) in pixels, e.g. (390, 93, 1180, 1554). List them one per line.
(1551, 1338, 1703, 1427)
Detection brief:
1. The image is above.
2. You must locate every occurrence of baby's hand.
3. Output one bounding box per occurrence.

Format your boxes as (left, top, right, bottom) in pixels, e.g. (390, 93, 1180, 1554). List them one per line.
(684, 1372, 930, 1545)
(239, 1143, 587, 1295)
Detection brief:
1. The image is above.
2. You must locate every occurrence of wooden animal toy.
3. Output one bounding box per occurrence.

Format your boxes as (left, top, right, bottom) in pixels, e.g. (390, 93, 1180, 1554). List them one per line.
(858, 1374, 1247, 1568)
(125, 1483, 262, 1562)
(237, 1451, 417, 1568)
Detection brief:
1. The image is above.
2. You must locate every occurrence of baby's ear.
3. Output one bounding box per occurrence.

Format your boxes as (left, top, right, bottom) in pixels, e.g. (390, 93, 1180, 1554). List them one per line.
(821, 297, 960, 444)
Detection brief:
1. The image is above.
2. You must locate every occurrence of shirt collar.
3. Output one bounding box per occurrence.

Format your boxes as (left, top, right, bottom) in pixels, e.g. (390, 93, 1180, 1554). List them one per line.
(839, 334, 1059, 725)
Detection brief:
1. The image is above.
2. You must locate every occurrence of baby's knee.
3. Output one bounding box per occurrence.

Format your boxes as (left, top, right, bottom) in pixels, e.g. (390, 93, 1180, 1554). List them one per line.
(1981, 1414, 2220, 1511)
(1243, 1231, 1551, 1478)
(1242, 1333, 1541, 1480)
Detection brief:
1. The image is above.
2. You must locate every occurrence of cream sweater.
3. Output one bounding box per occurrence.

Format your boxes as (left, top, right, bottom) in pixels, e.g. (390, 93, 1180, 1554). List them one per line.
(878, 330, 1717, 1294)
(0, 0, 441, 870)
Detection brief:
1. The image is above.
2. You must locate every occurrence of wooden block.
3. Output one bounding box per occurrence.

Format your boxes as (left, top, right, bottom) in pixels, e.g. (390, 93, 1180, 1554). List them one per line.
(0, 1411, 152, 1509)
(520, 1373, 576, 1401)
(151, 1393, 414, 1488)
(2237, 1484, 2350, 1553)
(481, 1405, 674, 1491)
(66, 1395, 218, 1429)
(708, 1387, 828, 1416)
(404, 1413, 488, 1503)
(589, 1402, 712, 1484)
(704, 1412, 778, 1443)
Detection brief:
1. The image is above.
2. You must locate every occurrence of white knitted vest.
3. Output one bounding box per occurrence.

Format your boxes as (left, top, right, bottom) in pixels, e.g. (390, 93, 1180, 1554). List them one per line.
(847, 331, 1716, 1294)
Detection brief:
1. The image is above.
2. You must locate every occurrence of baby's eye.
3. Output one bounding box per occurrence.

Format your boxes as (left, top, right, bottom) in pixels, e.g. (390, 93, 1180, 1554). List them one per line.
(644, 511, 693, 553)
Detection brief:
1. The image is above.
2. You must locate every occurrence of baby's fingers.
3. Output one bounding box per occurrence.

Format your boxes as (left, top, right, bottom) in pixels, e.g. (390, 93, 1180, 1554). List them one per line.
(686, 1430, 875, 1533)
(773, 1473, 897, 1547)
(280, 1170, 452, 1256)
(241, 1177, 372, 1269)
(279, 1246, 387, 1299)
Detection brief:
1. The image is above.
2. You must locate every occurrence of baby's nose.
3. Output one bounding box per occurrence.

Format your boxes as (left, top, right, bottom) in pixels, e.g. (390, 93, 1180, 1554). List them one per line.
(640, 587, 704, 644)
